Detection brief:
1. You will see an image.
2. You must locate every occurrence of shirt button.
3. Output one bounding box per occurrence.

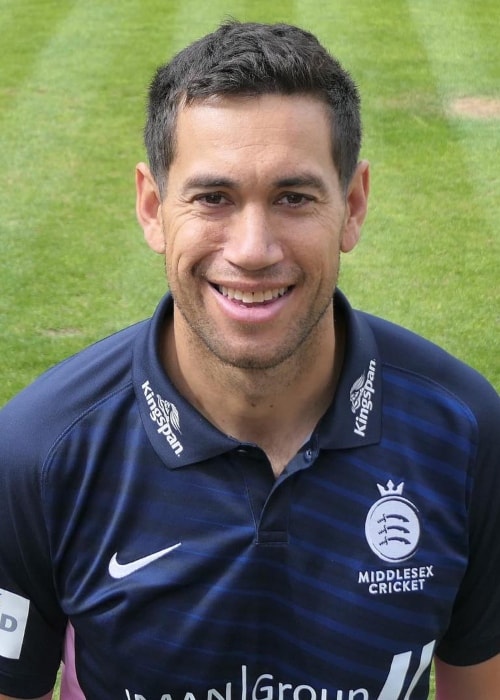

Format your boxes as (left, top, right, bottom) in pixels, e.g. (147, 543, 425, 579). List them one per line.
(304, 449, 314, 462)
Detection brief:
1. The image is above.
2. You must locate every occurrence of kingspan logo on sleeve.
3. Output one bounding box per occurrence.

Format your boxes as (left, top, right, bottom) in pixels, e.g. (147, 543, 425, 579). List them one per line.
(349, 359, 377, 437)
(142, 380, 183, 456)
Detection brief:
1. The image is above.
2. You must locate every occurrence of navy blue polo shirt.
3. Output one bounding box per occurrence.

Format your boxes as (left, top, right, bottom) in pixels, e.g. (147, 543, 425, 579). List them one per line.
(0, 290, 499, 699)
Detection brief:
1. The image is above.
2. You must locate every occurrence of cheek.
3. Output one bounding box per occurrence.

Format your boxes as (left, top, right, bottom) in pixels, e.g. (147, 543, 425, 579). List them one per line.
(295, 221, 343, 268)
(164, 217, 226, 278)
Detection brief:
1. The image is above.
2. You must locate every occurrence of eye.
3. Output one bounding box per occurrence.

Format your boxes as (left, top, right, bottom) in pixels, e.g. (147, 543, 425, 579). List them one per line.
(195, 192, 231, 207)
(276, 193, 314, 208)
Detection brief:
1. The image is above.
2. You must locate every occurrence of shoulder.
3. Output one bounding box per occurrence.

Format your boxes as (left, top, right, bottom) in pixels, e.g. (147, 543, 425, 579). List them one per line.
(0, 320, 148, 470)
(349, 308, 499, 471)
(359, 309, 499, 422)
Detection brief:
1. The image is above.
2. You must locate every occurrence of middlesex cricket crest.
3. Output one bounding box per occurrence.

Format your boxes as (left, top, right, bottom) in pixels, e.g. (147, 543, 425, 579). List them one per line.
(365, 481, 421, 563)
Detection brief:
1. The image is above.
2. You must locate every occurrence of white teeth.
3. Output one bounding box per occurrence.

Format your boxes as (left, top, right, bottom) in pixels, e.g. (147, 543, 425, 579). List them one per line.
(218, 286, 287, 303)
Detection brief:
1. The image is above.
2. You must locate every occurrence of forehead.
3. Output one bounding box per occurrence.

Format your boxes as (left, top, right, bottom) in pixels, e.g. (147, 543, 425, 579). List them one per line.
(170, 94, 336, 181)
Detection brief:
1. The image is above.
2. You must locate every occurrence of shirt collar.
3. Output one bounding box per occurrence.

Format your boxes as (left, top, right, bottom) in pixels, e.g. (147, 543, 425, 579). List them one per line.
(317, 290, 382, 449)
(133, 294, 238, 468)
(133, 290, 381, 468)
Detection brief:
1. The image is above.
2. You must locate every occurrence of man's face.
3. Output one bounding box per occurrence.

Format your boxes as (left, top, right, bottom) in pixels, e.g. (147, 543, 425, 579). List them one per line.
(138, 94, 368, 370)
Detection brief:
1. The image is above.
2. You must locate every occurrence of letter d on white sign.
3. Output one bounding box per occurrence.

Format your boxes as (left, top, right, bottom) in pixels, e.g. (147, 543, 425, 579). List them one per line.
(0, 589, 30, 660)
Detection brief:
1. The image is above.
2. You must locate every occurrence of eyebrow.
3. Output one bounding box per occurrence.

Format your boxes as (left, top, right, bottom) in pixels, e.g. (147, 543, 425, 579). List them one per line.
(181, 172, 330, 196)
(181, 176, 236, 194)
(273, 174, 329, 196)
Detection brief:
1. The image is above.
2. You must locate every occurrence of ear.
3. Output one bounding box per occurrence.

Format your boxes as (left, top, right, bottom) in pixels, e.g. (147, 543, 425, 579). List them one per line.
(135, 162, 165, 254)
(340, 160, 370, 253)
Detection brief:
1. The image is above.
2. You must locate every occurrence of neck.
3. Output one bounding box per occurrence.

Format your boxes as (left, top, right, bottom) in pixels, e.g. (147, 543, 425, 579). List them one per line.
(162, 310, 344, 476)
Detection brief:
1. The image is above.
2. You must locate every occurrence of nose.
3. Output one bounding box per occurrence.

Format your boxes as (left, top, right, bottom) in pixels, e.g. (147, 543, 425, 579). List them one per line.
(223, 204, 284, 270)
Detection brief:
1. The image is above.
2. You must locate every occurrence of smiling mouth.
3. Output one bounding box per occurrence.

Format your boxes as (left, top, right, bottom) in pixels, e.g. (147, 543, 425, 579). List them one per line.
(216, 285, 289, 304)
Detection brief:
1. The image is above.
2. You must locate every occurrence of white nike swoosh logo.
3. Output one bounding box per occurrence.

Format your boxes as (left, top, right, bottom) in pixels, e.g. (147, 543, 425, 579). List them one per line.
(108, 542, 181, 579)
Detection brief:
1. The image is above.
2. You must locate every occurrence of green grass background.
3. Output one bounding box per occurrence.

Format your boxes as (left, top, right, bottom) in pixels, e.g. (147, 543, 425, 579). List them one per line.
(1, 0, 499, 404)
(1, 0, 499, 697)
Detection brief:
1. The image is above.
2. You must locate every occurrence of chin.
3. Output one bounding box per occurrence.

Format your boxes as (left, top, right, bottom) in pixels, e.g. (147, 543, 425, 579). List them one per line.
(211, 344, 299, 372)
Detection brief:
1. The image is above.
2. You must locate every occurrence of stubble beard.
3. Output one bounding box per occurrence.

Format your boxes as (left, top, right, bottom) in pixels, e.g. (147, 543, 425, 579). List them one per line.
(165, 244, 341, 378)
(170, 285, 335, 375)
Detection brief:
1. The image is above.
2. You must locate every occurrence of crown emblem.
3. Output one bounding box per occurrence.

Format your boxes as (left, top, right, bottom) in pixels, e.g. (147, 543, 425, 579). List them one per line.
(366, 480, 420, 563)
(377, 480, 404, 497)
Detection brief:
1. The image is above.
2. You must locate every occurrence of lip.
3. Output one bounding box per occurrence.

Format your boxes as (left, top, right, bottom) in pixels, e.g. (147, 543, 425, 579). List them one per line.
(208, 282, 294, 323)
(218, 285, 288, 304)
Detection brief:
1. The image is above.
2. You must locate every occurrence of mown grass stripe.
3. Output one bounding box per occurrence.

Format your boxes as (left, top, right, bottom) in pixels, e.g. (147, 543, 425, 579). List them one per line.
(407, 0, 499, 386)
(0, 0, 162, 394)
(0, 0, 73, 102)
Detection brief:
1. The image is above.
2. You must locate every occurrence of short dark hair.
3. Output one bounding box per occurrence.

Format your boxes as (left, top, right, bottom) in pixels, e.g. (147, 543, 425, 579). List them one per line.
(145, 20, 362, 195)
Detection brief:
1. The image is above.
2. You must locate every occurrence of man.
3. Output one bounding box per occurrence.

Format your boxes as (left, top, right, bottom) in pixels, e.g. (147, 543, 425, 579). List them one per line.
(0, 20, 499, 700)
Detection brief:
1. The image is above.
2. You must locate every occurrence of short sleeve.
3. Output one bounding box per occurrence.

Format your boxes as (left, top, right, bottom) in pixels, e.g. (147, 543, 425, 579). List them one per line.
(0, 395, 66, 697)
(436, 380, 500, 665)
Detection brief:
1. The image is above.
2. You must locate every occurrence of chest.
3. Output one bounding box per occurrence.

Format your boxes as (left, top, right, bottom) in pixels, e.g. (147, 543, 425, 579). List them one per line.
(46, 438, 469, 698)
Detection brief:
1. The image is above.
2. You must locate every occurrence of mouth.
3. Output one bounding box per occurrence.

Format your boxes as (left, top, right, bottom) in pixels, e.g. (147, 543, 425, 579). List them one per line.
(216, 285, 290, 305)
